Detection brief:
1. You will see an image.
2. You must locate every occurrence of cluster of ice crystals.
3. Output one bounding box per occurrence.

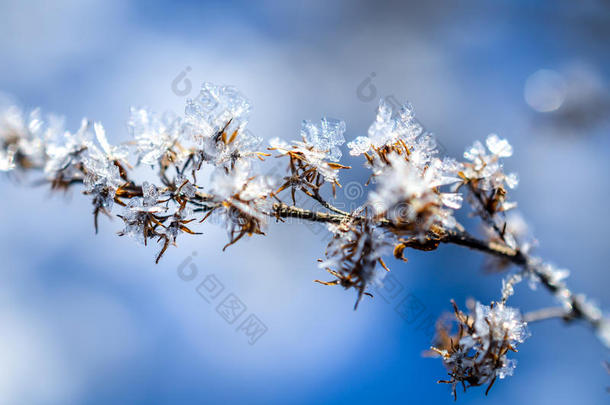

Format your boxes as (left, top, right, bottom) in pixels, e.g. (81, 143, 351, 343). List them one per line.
(463, 134, 519, 190)
(184, 83, 262, 168)
(368, 154, 461, 232)
(93, 123, 128, 162)
(43, 119, 88, 176)
(436, 301, 529, 397)
(301, 118, 346, 161)
(369, 154, 427, 212)
(0, 106, 63, 171)
(501, 272, 523, 301)
(346, 136, 371, 156)
(348, 99, 423, 156)
(78, 123, 128, 211)
(347, 100, 450, 187)
(185, 82, 251, 140)
(10, 114, 128, 214)
(471, 302, 530, 349)
(128, 107, 184, 166)
(496, 359, 517, 379)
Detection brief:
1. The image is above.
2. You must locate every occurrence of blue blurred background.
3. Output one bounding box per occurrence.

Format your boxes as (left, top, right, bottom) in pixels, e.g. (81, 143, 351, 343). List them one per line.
(1, 0, 609, 403)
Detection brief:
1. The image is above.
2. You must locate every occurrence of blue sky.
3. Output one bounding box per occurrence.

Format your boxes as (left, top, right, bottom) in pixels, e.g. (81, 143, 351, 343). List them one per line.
(0, 1, 609, 404)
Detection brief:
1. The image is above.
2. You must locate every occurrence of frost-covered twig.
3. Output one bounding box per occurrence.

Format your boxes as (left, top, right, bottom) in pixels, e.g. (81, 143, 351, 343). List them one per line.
(1, 82, 608, 399)
(523, 306, 569, 323)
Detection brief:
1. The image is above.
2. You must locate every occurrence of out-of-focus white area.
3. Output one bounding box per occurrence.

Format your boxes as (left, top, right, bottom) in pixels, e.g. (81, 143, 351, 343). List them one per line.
(524, 69, 567, 112)
(0, 1, 609, 404)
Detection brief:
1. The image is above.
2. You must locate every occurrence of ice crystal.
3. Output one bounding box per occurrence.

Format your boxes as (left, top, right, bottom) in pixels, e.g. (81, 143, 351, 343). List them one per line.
(348, 99, 423, 157)
(473, 302, 529, 348)
(44, 118, 92, 177)
(463, 133, 518, 191)
(0, 106, 62, 171)
(184, 83, 262, 169)
(301, 117, 346, 161)
(177, 174, 197, 198)
(432, 301, 529, 399)
(128, 107, 184, 166)
(346, 136, 371, 156)
(185, 82, 251, 141)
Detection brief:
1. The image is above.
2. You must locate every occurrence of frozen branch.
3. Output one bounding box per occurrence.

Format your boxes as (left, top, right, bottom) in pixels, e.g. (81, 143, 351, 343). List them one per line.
(1, 82, 608, 399)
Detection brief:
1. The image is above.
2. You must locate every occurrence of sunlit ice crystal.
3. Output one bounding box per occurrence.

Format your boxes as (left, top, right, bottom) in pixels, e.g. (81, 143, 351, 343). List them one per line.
(301, 117, 346, 161)
(474, 302, 529, 346)
(185, 82, 251, 139)
(83, 156, 122, 195)
(367, 99, 395, 147)
(347, 136, 371, 156)
(486, 133, 513, 158)
(394, 102, 425, 141)
(440, 192, 463, 209)
(497, 359, 517, 379)
(464, 140, 486, 162)
(505, 172, 519, 189)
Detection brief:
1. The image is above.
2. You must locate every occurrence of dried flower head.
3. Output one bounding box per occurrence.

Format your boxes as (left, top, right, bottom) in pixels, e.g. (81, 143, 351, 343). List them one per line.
(460, 134, 518, 216)
(128, 107, 186, 167)
(0, 106, 53, 171)
(185, 82, 267, 170)
(269, 119, 350, 202)
(206, 160, 274, 249)
(368, 153, 461, 237)
(431, 300, 529, 400)
(316, 217, 392, 308)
